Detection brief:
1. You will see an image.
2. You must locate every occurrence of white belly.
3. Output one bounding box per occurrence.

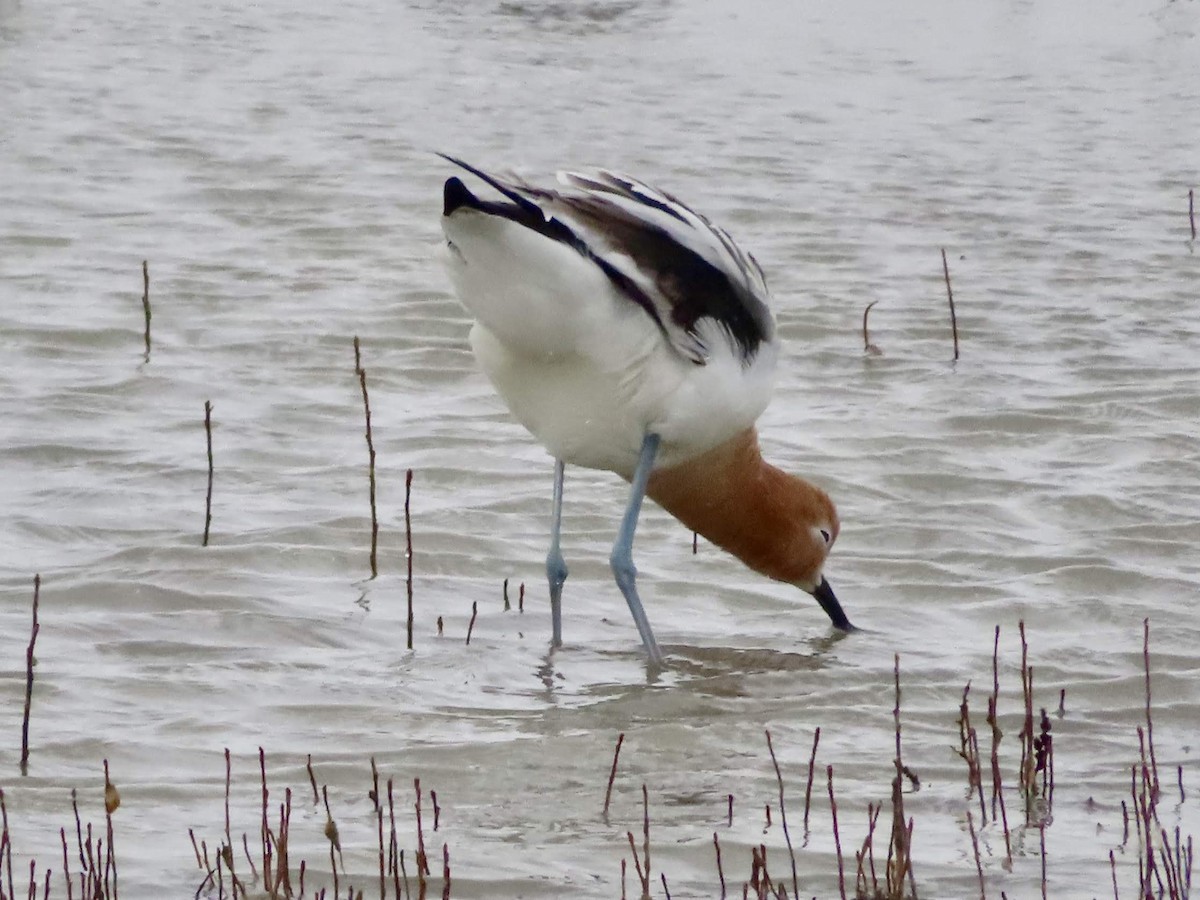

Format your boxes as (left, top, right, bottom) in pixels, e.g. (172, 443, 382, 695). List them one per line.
(470, 320, 777, 478)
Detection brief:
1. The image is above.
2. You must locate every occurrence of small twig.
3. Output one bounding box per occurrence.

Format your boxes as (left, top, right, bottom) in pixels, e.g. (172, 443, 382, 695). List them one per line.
(503, 578, 511, 611)
(602, 734, 625, 819)
(1039, 822, 1048, 900)
(967, 809, 985, 900)
(713, 833, 726, 899)
(1143, 618, 1159, 795)
(518, 582, 525, 613)
(431, 789, 441, 831)
(306, 754, 319, 806)
(20, 574, 40, 774)
(726, 794, 733, 828)
(641, 784, 652, 898)
(405, 469, 414, 649)
(803, 727, 821, 832)
(465, 601, 478, 645)
(765, 730, 799, 899)
(1190, 188, 1196, 241)
(141, 260, 151, 360)
(828, 765, 846, 900)
(354, 337, 379, 578)
(862, 300, 882, 355)
(625, 831, 650, 900)
(203, 402, 214, 546)
(941, 248, 960, 361)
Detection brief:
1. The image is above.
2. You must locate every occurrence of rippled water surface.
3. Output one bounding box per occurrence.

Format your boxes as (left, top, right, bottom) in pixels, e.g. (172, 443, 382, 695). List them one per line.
(2, 0, 1199, 896)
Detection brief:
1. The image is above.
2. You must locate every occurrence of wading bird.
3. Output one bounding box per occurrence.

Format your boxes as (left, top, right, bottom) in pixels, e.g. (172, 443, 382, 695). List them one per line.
(439, 156, 853, 663)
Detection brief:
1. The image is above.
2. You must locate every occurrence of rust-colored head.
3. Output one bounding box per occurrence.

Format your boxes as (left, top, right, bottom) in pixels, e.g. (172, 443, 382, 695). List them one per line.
(647, 429, 854, 631)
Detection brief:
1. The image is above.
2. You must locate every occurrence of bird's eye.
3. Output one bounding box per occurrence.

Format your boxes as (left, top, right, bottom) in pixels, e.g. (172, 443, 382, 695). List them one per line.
(819, 529, 831, 544)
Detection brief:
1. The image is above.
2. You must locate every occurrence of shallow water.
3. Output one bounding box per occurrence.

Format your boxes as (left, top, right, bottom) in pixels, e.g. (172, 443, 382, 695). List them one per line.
(2, 0, 1199, 896)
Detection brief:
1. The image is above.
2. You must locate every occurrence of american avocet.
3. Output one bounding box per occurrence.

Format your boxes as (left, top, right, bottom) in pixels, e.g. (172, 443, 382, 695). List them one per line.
(439, 156, 853, 663)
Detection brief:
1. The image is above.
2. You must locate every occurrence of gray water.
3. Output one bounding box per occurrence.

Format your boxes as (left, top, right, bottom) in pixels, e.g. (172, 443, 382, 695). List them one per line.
(2, 0, 1199, 896)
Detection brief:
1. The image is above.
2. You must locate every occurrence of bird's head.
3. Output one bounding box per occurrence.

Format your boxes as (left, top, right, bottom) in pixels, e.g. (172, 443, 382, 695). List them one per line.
(786, 486, 855, 632)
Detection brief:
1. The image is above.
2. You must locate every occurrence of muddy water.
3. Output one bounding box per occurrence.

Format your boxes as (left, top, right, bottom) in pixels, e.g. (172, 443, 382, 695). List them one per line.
(1, 0, 1198, 896)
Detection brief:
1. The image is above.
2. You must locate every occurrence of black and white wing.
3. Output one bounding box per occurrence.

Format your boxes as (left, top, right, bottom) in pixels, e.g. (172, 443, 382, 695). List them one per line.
(440, 155, 775, 366)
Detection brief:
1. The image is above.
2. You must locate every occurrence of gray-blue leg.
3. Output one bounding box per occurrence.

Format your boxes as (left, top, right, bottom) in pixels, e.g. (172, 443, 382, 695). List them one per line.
(610, 433, 664, 663)
(546, 458, 567, 648)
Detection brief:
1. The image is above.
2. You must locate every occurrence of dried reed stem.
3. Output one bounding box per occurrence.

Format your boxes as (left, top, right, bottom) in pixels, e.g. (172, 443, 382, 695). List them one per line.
(203, 401, 214, 547)
(764, 730, 799, 899)
(141, 260, 151, 360)
(641, 784, 652, 898)
(354, 337, 379, 578)
(405, 469, 414, 649)
(713, 832, 726, 899)
(603, 733, 625, 818)
(1190, 188, 1196, 241)
(863, 300, 882, 355)
(306, 754, 319, 806)
(1142, 619, 1159, 795)
(465, 601, 478, 645)
(20, 574, 40, 774)
(941, 248, 960, 361)
(803, 727, 821, 832)
(966, 808, 985, 899)
(826, 765, 846, 900)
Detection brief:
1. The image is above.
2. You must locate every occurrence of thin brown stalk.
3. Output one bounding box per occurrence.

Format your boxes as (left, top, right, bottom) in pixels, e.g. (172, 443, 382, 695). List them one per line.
(764, 730, 799, 899)
(441, 843, 450, 900)
(626, 832, 649, 900)
(863, 300, 882, 355)
(405, 470, 414, 649)
(1110, 848, 1120, 900)
(966, 809, 985, 900)
(20, 574, 40, 773)
(889, 653, 912, 896)
(307, 754, 320, 806)
(103, 758, 119, 899)
(641, 784, 651, 897)
(727, 794, 733, 828)
(203, 402, 214, 546)
(354, 337, 379, 579)
(941, 248, 960, 361)
(465, 601, 478, 645)
(141, 260, 151, 359)
(240, 833, 257, 883)
(62, 827, 74, 900)
(856, 802, 881, 895)
(1039, 823, 1047, 900)
(827, 766, 846, 900)
(803, 727, 821, 832)
(1143, 619, 1159, 796)
(713, 832, 726, 899)
(3, 789, 15, 900)
(259, 748, 272, 897)
(602, 733, 625, 818)
(1190, 188, 1196, 241)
